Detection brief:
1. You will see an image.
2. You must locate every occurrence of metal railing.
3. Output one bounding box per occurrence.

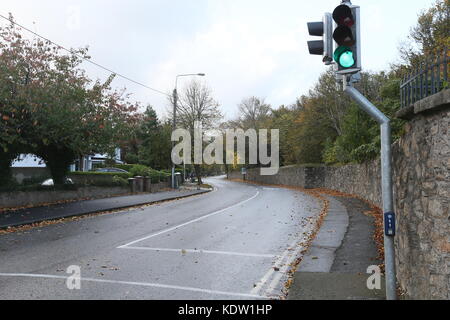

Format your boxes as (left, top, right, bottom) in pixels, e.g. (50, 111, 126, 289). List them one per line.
(400, 48, 449, 108)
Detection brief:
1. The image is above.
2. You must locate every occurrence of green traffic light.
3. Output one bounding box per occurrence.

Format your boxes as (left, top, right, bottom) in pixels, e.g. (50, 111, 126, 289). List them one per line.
(339, 51, 355, 68)
(334, 46, 355, 68)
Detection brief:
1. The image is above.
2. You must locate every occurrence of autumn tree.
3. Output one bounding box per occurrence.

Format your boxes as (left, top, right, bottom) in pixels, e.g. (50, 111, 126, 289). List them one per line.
(0, 16, 138, 186)
(398, 0, 449, 68)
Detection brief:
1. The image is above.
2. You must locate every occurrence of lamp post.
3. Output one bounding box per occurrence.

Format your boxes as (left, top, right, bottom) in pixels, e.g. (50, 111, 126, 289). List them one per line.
(172, 73, 205, 189)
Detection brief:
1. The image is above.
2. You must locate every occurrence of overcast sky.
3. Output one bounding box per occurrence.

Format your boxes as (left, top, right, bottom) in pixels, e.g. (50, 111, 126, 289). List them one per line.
(1, 0, 434, 120)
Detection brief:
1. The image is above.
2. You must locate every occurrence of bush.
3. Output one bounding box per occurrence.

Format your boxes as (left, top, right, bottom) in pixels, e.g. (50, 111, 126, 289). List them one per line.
(69, 171, 131, 179)
(129, 164, 152, 177)
(112, 176, 129, 187)
(114, 164, 136, 172)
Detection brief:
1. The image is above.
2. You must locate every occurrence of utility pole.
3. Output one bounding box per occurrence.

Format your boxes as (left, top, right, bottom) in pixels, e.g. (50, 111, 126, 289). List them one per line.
(172, 88, 178, 189)
(171, 73, 206, 189)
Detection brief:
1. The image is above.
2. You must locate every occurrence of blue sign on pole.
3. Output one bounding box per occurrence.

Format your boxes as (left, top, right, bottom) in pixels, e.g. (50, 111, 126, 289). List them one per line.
(384, 212, 396, 236)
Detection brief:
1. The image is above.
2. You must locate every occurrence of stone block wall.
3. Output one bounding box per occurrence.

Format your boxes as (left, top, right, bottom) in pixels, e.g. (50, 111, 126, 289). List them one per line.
(392, 94, 450, 300)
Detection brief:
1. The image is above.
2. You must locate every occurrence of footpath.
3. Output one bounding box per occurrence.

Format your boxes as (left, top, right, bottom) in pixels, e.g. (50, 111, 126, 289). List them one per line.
(0, 188, 209, 230)
(288, 196, 386, 300)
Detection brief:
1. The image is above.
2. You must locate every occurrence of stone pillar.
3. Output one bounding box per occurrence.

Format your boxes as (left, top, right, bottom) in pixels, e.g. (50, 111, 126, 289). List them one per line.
(128, 178, 136, 193)
(135, 176, 144, 193)
(144, 177, 152, 193)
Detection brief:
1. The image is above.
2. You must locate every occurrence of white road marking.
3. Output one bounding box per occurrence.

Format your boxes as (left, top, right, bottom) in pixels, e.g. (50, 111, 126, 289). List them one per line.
(250, 234, 310, 297)
(250, 239, 298, 296)
(265, 241, 306, 296)
(118, 191, 260, 249)
(0, 273, 267, 299)
(122, 247, 276, 258)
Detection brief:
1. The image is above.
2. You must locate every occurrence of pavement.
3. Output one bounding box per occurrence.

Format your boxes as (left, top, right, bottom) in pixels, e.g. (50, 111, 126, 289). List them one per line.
(288, 196, 386, 300)
(0, 188, 209, 230)
(0, 177, 323, 300)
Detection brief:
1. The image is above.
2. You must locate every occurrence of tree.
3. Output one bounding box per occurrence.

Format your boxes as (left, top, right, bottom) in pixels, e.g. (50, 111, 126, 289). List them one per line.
(236, 96, 271, 130)
(175, 80, 223, 184)
(0, 16, 138, 186)
(138, 107, 173, 170)
(399, 0, 449, 67)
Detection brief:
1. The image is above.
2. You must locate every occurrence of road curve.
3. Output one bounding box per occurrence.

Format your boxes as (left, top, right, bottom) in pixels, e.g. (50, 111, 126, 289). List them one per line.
(0, 177, 322, 300)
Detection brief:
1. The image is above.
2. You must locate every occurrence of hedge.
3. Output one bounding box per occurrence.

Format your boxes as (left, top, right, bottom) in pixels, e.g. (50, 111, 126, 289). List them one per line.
(69, 171, 132, 179)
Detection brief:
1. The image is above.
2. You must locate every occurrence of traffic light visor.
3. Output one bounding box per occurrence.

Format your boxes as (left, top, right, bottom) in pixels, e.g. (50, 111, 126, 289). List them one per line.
(307, 22, 324, 37)
(333, 5, 354, 27)
(308, 40, 324, 55)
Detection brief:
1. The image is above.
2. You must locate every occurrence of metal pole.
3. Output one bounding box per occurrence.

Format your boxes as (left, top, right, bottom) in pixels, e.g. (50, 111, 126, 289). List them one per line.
(172, 88, 178, 189)
(344, 82, 398, 301)
(171, 73, 205, 189)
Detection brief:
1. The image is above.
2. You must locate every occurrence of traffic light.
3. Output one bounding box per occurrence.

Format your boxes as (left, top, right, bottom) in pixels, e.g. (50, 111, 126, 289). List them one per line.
(307, 13, 333, 65)
(332, 2, 361, 74)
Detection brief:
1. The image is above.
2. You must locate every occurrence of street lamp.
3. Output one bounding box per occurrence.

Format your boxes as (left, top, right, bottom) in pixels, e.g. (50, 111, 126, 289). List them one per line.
(172, 73, 206, 189)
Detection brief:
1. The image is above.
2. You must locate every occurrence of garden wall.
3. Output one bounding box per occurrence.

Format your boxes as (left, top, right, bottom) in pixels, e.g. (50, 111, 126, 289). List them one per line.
(0, 186, 130, 209)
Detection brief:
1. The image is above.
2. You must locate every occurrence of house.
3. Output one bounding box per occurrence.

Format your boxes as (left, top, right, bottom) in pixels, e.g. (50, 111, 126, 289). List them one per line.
(70, 149, 123, 172)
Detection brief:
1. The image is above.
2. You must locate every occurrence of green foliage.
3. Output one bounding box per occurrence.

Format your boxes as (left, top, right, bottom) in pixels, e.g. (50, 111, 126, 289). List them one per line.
(398, 0, 449, 67)
(129, 164, 152, 177)
(119, 106, 173, 171)
(0, 16, 139, 187)
(125, 164, 170, 184)
(69, 171, 131, 179)
(112, 176, 129, 187)
(323, 139, 338, 165)
(113, 164, 135, 172)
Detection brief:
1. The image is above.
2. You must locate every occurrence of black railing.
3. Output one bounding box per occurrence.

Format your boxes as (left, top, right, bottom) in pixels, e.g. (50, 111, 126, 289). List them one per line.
(400, 48, 449, 108)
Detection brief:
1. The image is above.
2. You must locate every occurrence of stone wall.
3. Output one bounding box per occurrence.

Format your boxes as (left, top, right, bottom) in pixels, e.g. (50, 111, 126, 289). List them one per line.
(228, 89, 450, 300)
(0, 186, 130, 209)
(392, 89, 450, 300)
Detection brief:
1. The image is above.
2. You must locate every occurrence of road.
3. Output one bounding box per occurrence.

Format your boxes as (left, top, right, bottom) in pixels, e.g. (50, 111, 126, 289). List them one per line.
(0, 177, 322, 300)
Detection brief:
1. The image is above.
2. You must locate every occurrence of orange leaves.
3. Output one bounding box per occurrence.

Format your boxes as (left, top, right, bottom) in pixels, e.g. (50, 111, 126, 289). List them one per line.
(2, 115, 10, 121)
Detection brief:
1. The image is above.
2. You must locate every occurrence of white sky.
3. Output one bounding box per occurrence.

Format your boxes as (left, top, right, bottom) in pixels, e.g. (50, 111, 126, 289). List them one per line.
(1, 0, 433, 120)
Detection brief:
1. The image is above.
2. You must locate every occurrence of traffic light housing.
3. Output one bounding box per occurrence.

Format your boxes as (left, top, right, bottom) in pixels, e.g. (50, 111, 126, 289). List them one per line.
(332, 3, 361, 74)
(307, 13, 333, 65)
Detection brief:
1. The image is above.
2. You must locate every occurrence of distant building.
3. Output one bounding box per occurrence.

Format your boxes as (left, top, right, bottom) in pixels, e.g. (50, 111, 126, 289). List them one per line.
(70, 149, 123, 172)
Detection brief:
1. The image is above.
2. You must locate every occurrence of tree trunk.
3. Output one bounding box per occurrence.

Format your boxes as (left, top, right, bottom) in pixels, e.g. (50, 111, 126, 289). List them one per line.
(0, 153, 15, 188)
(194, 164, 203, 185)
(38, 145, 76, 186)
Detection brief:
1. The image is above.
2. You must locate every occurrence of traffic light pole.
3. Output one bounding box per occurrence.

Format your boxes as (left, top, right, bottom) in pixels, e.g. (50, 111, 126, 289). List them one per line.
(343, 79, 398, 301)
